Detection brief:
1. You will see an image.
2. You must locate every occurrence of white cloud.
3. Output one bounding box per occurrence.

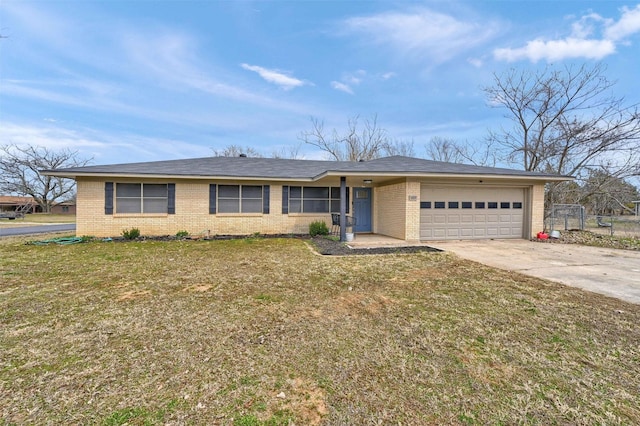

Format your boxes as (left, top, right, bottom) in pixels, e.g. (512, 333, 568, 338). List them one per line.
(494, 38, 616, 62)
(0, 121, 211, 163)
(605, 4, 640, 41)
(467, 58, 483, 68)
(240, 63, 307, 90)
(330, 81, 354, 94)
(381, 72, 396, 80)
(343, 8, 500, 64)
(494, 5, 640, 63)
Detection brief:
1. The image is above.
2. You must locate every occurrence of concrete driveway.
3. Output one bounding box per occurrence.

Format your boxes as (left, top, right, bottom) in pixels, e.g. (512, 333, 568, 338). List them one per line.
(431, 239, 640, 305)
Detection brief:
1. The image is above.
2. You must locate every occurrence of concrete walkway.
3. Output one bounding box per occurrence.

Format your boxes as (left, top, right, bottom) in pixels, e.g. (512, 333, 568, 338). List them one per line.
(430, 239, 640, 305)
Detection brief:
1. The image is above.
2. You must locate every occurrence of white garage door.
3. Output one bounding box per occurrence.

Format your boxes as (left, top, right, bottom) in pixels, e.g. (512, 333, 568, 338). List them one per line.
(420, 185, 525, 240)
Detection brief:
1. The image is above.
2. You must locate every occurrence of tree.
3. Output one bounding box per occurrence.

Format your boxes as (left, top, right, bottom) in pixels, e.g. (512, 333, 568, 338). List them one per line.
(270, 143, 303, 159)
(424, 136, 497, 166)
(582, 170, 639, 215)
(382, 139, 416, 157)
(299, 114, 413, 161)
(299, 115, 388, 161)
(484, 63, 640, 206)
(0, 144, 92, 212)
(212, 144, 263, 158)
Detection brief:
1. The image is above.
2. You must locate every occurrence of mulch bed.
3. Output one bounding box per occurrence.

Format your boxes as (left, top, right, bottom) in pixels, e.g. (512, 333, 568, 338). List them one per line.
(309, 236, 442, 256)
(76, 234, 443, 256)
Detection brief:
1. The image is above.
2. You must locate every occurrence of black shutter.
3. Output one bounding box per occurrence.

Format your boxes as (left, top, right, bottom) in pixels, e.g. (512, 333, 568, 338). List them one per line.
(282, 186, 289, 214)
(209, 184, 217, 214)
(263, 185, 270, 214)
(167, 183, 175, 214)
(105, 182, 114, 215)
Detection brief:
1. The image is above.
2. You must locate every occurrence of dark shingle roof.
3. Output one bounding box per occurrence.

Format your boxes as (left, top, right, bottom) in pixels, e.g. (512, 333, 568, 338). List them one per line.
(43, 155, 570, 180)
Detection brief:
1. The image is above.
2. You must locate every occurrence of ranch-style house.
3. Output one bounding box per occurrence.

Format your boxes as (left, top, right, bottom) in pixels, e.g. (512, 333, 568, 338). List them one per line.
(43, 155, 571, 241)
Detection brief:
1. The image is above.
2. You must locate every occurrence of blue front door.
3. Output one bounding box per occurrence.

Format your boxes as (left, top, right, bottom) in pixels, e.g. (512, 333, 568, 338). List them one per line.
(353, 187, 372, 232)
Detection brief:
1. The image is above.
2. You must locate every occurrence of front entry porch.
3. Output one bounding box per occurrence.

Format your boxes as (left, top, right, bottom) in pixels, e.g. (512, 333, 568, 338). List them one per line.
(345, 233, 428, 249)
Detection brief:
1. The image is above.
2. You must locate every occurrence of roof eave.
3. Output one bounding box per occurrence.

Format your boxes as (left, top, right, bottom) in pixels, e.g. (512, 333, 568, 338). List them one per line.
(321, 171, 573, 182)
(41, 171, 317, 182)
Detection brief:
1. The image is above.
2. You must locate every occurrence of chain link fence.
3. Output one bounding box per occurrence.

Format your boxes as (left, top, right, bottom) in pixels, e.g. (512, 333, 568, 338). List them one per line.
(583, 215, 640, 238)
(546, 204, 640, 238)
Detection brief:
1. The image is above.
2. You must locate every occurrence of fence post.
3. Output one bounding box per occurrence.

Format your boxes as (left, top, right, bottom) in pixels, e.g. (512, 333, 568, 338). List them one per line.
(610, 216, 614, 236)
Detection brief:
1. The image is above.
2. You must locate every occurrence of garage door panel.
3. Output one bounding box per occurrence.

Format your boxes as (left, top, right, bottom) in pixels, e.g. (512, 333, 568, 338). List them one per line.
(461, 215, 473, 223)
(421, 185, 525, 241)
(433, 215, 447, 224)
(447, 215, 460, 224)
(460, 228, 474, 237)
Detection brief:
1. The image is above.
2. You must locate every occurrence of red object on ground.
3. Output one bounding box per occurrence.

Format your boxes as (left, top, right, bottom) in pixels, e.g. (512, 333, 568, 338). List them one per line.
(537, 232, 549, 240)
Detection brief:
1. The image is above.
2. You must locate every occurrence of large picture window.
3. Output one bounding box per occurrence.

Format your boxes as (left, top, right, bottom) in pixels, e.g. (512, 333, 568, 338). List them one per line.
(115, 183, 169, 214)
(218, 185, 263, 213)
(285, 186, 349, 214)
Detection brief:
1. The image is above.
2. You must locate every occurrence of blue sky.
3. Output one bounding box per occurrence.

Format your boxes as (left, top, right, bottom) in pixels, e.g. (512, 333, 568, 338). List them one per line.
(1, 1, 640, 166)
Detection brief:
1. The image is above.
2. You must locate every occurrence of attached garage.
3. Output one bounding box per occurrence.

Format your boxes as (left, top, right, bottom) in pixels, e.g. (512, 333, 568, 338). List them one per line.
(420, 185, 526, 240)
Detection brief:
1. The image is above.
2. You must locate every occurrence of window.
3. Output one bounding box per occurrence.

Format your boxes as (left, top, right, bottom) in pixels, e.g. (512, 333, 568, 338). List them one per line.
(513, 202, 523, 209)
(218, 185, 263, 213)
(500, 202, 511, 209)
(448, 201, 459, 209)
(461, 202, 472, 209)
(286, 186, 348, 214)
(420, 201, 431, 209)
(434, 201, 445, 209)
(62, 206, 69, 213)
(488, 202, 498, 209)
(475, 202, 485, 209)
(115, 183, 169, 214)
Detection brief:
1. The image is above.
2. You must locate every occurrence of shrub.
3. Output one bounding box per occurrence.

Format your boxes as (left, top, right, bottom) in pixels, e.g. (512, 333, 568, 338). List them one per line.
(121, 228, 140, 240)
(309, 220, 329, 237)
(175, 230, 189, 238)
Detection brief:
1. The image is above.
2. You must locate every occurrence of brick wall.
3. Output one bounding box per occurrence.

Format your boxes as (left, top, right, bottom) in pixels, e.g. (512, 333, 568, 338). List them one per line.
(404, 179, 421, 242)
(76, 178, 341, 237)
(530, 183, 546, 237)
(374, 181, 406, 240)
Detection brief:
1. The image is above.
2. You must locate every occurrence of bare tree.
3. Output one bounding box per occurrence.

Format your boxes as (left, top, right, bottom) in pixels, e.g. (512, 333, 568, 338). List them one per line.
(271, 143, 303, 159)
(212, 144, 263, 158)
(382, 139, 416, 157)
(425, 136, 496, 166)
(0, 144, 92, 212)
(583, 170, 639, 215)
(484, 63, 640, 205)
(484, 64, 640, 178)
(299, 115, 390, 161)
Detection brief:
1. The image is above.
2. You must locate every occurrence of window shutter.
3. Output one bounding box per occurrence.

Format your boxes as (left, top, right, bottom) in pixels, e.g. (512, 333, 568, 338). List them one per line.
(263, 185, 270, 214)
(167, 183, 176, 214)
(282, 186, 289, 214)
(209, 184, 217, 214)
(105, 182, 114, 215)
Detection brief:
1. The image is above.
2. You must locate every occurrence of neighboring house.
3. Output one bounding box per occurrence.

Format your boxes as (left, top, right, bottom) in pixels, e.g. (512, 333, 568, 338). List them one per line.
(0, 196, 38, 213)
(42, 155, 571, 241)
(50, 202, 77, 215)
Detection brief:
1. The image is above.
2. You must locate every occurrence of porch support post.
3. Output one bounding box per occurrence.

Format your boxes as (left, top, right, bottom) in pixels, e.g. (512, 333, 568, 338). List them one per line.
(340, 176, 347, 242)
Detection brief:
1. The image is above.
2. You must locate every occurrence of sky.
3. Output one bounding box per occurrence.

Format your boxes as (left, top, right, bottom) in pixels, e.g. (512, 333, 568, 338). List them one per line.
(1, 0, 640, 167)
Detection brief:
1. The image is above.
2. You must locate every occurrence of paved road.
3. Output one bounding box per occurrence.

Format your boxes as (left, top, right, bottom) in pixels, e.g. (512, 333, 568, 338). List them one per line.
(0, 224, 76, 237)
(432, 239, 640, 305)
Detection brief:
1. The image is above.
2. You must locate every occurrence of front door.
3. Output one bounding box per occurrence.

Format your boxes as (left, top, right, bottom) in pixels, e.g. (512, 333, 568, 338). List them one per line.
(353, 187, 372, 233)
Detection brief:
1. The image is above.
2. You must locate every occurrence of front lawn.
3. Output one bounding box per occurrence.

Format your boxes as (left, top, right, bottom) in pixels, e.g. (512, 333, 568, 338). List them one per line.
(1, 237, 639, 425)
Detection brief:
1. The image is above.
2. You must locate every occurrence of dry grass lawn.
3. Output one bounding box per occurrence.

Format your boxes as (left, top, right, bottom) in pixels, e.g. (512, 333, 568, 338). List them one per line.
(1, 236, 639, 425)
